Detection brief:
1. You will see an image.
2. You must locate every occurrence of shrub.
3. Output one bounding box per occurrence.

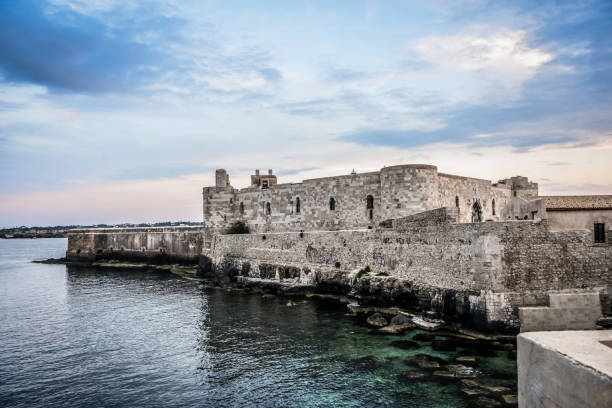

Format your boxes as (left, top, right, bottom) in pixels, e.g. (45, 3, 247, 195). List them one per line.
(356, 265, 371, 279)
(226, 221, 250, 234)
(376, 272, 389, 276)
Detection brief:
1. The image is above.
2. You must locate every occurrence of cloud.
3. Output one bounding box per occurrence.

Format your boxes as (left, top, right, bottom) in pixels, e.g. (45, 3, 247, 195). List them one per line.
(413, 29, 553, 90)
(0, 1, 172, 93)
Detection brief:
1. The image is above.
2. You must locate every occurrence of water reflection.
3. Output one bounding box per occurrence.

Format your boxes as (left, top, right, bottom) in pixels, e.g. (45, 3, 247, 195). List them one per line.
(1, 239, 516, 408)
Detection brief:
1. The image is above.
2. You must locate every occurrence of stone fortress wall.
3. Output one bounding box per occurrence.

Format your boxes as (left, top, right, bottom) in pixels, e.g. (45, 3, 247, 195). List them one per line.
(66, 226, 204, 263)
(202, 165, 536, 234)
(202, 207, 611, 331)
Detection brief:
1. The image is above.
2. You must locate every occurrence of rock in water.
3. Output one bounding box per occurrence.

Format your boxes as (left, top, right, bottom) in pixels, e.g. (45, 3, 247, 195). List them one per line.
(366, 313, 388, 328)
(455, 355, 477, 363)
(389, 340, 420, 349)
(413, 332, 436, 341)
(470, 396, 502, 407)
(399, 370, 428, 381)
(286, 300, 297, 307)
(502, 394, 518, 405)
(390, 314, 412, 325)
(432, 339, 456, 351)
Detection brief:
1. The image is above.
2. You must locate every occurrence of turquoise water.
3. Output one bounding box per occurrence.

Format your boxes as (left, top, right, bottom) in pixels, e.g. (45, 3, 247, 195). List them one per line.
(0, 238, 516, 407)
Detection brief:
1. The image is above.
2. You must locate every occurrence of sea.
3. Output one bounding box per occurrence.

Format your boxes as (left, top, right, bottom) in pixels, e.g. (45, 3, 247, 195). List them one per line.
(0, 238, 516, 407)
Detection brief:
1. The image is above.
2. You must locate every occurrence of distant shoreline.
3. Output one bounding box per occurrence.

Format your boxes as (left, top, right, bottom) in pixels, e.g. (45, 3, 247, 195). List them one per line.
(1, 233, 68, 239)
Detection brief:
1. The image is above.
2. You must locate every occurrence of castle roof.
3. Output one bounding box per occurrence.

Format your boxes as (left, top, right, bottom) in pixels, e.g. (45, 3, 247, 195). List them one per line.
(531, 195, 612, 210)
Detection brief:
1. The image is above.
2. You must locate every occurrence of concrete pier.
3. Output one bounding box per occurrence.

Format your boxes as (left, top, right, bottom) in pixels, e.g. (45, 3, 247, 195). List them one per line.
(517, 330, 612, 408)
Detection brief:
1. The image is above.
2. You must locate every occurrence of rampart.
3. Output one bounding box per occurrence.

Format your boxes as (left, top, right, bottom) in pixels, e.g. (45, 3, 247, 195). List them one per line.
(200, 208, 611, 331)
(66, 226, 203, 264)
(63, 207, 611, 332)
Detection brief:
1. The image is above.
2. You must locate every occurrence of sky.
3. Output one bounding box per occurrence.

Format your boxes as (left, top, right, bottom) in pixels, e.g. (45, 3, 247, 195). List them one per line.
(0, 0, 611, 227)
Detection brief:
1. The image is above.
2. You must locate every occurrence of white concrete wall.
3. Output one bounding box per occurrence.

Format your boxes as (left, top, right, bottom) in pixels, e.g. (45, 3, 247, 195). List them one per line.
(518, 331, 612, 408)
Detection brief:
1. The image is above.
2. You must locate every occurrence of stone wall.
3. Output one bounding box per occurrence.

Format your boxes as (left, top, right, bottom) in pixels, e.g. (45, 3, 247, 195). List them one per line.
(66, 226, 204, 264)
(201, 209, 612, 330)
(202, 164, 518, 232)
(547, 209, 612, 234)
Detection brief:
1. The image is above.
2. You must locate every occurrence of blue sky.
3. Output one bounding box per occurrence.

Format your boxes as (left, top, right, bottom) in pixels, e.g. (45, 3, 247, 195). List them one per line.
(0, 0, 611, 226)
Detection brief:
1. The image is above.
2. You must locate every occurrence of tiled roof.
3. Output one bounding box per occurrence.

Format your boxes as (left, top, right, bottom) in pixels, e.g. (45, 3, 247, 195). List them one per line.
(530, 195, 612, 210)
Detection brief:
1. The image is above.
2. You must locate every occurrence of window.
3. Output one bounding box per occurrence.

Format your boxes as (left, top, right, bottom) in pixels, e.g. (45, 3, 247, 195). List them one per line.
(240, 202, 244, 215)
(366, 195, 374, 220)
(296, 197, 301, 214)
(595, 223, 606, 243)
(266, 202, 271, 215)
(471, 201, 482, 222)
(262, 180, 269, 189)
(329, 197, 336, 211)
(455, 196, 460, 208)
(492, 199, 496, 215)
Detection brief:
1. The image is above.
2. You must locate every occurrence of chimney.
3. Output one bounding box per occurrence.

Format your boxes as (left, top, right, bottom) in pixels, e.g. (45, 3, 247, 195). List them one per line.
(268, 169, 273, 175)
(255, 169, 260, 176)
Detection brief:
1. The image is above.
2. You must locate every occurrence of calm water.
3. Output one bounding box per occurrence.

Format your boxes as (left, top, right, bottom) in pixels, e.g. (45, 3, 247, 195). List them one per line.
(0, 239, 516, 407)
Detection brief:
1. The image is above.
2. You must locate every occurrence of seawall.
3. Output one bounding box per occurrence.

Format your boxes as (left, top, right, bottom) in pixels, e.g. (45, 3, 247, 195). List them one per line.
(64, 208, 611, 332)
(200, 208, 611, 331)
(66, 226, 203, 264)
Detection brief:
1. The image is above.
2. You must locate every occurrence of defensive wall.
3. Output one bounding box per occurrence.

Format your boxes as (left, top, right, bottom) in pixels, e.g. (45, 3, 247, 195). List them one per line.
(63, 208, 611, 331)
(200, 207, 612, 331)
(202, 165, 531, 234)
(66, 226, 204, 264)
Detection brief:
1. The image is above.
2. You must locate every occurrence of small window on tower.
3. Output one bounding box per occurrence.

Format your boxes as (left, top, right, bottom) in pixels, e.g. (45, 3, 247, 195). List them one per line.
(266, 202, 271, 215)
(330, 197, 336, 211)
(492, 199, 496, 215)
(594, 223, 606, 243)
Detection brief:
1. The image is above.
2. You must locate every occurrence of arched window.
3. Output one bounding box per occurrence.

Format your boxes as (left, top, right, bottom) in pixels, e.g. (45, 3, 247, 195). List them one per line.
(329, 197, 336, 211)
(295, 197, 301, 214)
(492, 199, 496, 216)
(455, 196, 460, 208)
(240, 202, 244, 215)
(471, 201, 482, 222)
(266, 202, 271, 215)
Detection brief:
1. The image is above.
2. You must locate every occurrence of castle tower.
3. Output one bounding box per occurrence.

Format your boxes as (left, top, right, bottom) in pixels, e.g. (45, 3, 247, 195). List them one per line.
(215, 169, 230, 188)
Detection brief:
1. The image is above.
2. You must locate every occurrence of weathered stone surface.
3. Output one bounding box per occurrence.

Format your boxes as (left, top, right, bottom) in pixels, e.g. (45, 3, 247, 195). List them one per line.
(366, 313, 388, 328)
(375, 323, 416, 334)
(404, 354, 444, 370)
(390, 314, 413, 325)
(456, 356, 477, 363)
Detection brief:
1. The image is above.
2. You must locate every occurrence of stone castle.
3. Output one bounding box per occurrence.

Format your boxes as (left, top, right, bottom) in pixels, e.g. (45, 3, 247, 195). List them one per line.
(66, 163, 612, 332)
(203, 165, 538, 232)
